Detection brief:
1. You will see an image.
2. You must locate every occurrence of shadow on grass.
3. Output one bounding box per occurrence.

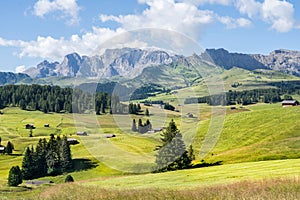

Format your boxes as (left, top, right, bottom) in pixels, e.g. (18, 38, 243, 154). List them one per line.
(72, 158, 98, 172)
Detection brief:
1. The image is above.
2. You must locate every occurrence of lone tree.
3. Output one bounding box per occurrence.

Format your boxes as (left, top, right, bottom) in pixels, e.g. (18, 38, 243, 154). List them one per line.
(6, 141, 14, 155)
(131, 119, 137, 132)
(155, 120, 191, 172)
(8, 166, 23, 186)
(65, 175, 74, 183)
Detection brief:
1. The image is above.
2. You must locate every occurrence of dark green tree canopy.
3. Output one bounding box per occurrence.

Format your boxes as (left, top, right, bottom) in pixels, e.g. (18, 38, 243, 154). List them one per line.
(155, 120, 192, 172)
(8, 166, 23, 187)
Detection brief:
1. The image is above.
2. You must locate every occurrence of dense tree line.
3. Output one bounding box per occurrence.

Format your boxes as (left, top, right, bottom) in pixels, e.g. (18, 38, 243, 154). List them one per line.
(0, 84, 127, 114)
(185, 81, 300, 106)
(22, 134, 72, 180)
(130, 84, 170, 100)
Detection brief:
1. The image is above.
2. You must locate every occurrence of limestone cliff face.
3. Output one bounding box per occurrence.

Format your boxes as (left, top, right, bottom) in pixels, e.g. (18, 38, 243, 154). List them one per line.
(251, 49, 300, 76)
(24, 48, 300, 79)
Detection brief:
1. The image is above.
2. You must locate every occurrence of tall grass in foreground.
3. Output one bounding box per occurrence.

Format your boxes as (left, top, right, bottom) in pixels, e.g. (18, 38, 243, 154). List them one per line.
(36, 177, 300, 200)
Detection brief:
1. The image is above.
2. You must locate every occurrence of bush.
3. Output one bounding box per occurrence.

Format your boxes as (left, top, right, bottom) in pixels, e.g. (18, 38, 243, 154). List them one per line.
(65, 175, 74, 183)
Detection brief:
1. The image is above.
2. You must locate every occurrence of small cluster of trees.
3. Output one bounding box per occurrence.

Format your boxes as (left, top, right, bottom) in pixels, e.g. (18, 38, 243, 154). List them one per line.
(155, 120, 194, 172)
(128, 103, 141, 114)
(132, 119, 152, 134)
(22, 134, 72, 180)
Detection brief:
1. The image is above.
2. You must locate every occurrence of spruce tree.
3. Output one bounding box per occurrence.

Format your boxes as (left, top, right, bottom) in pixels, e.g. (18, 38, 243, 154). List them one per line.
(22, 147, 34, 180)
(6, 141, 13, 155)
(132, 119, 137, 132)
(145, 108, 150, 116)
(35, 139, 47, 177)
(8, 166, 22, 187)
(155, 120, 191, 172)
(188, 145, 195, 161)
(138, 119, 143, 133)
(61, 136, 72, 172)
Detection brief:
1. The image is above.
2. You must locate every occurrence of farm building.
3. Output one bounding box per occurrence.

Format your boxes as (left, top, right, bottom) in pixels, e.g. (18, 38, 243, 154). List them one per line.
(105, 134, 116, 138)
(25, 124, 35, 129)
(67, 138, 79, 145)
(44, 124, 50, 127)
(0, 146, 5, 154)
(76, 132, 88, 136)
(282, 100, 299, 107)
(187, 113, 194, 118)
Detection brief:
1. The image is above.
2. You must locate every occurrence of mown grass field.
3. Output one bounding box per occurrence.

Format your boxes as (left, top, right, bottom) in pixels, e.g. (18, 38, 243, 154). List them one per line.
(0, 100, 299, 199)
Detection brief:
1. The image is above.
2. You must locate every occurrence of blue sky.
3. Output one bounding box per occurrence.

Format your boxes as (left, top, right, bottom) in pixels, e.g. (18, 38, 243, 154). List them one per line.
(0, 0, 300, 72)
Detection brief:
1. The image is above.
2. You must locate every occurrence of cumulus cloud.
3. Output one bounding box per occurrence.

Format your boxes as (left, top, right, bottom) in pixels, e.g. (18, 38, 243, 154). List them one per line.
(101, 0, 215, 38)
(15, 65, 26, 73)
(0, 28, 127, 60)
(101, 0, 251, 39)
(33, 0, 81, 25)
(218, 16, 252, 29)
(180, 0, 232, 6)
(1, 0, 298, 62)
(235, 0, 296, 32)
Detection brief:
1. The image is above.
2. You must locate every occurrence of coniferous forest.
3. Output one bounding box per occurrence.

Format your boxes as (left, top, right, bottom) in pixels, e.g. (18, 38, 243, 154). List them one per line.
(0, 84, 124, 114)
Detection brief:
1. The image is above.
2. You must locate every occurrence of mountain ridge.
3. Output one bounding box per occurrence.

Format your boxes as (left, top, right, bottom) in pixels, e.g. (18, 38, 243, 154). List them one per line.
(22, 48, 300, 80)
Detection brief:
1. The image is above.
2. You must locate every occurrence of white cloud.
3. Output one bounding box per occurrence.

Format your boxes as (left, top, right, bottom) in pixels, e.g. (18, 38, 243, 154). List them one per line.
(218, 16, 252, 29)
(261, 0, 295, 32)
(235, 0, 261, 18)
(15, 65, 26, 73)
(0, 28, 127, 60)
(33, 0, 81, 25)
(235, 0, 296, 32)
(101, 0, 215, 39)
(180, 0, 232, 6)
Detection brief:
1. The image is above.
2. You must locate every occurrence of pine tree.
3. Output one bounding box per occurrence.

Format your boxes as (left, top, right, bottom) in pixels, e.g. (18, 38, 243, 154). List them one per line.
(145, 108, 150, 116)
(8, 166, 22, 187)
(132, 119, 137, 132)
(155, 120, 191, 172)
(35, 139, 47, 177)
(138, 119, 143, 133)
(22, 147, 34, 180)
(6, 141, 13, 155)
(61, 136, 72, 172)
(188, 145, 195, 161)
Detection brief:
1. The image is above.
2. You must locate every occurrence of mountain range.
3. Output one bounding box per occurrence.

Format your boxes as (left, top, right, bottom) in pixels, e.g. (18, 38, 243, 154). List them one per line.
(1, 47, 300, 86)
(23, 48, 300, 79)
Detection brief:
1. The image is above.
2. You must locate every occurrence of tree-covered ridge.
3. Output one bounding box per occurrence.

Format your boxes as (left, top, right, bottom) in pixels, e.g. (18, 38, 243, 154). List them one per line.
(0, 84, 123, 114)
(185, 81, 300, 105)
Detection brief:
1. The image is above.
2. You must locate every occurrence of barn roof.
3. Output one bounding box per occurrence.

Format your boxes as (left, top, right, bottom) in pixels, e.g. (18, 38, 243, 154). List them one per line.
(282, 100, 299, 104)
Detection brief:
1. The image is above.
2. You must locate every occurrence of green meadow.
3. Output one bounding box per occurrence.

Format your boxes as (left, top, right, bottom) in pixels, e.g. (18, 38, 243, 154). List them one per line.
(0, 99, 299, 199)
